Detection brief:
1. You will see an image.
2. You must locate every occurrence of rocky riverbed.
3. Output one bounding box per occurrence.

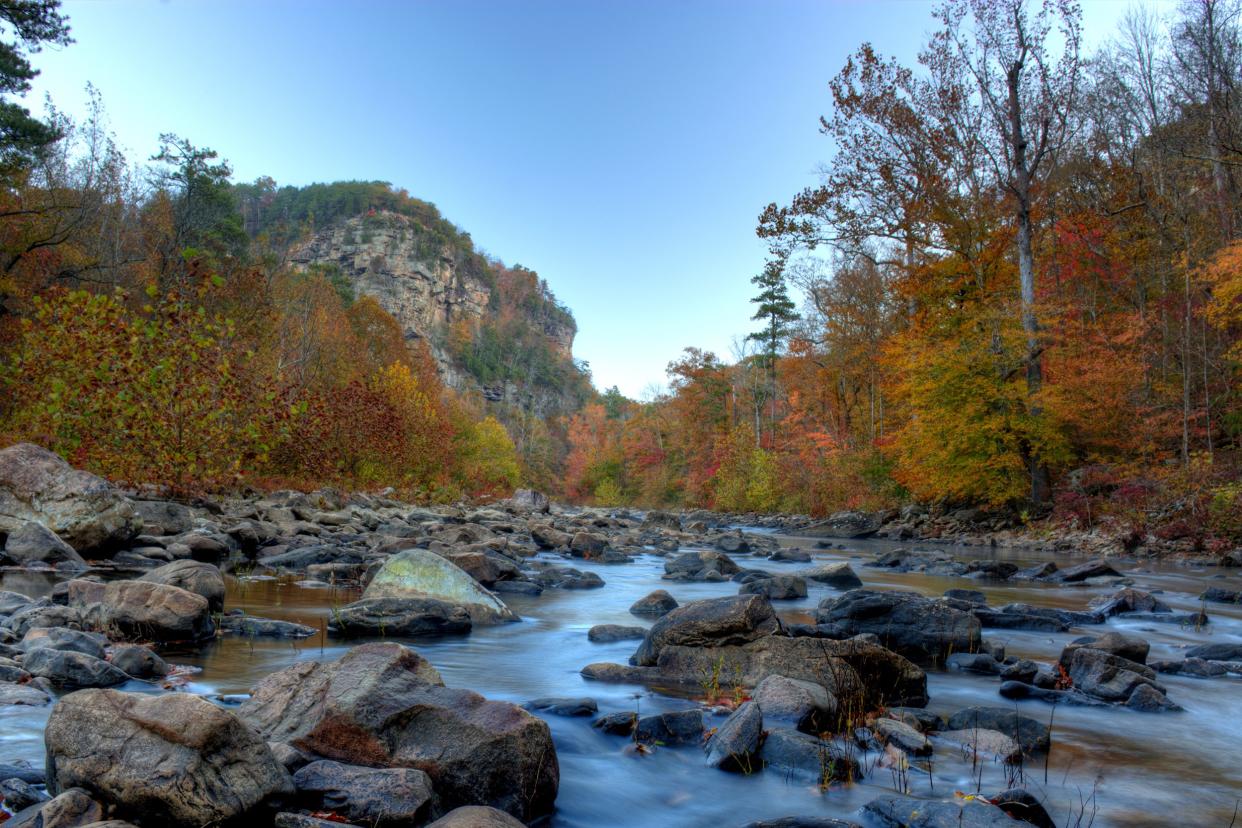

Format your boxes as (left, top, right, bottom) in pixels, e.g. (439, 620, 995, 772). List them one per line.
(0, 443, 1240, 827)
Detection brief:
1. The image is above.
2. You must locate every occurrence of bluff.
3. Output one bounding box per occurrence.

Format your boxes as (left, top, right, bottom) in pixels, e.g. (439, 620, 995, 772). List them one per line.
(235, 180, 589, 418)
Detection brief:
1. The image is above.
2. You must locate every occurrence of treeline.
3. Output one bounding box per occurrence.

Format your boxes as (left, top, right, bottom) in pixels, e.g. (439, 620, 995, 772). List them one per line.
(0, 3, 541, 498)
(568, 0, 1242, 546)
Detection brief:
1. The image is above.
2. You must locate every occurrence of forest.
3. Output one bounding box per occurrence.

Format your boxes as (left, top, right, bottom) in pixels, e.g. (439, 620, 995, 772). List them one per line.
(563, 0, 1242, 549)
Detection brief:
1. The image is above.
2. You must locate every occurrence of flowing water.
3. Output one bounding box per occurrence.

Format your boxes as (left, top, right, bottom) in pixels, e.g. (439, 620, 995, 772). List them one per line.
(3, 534, 1241, 827)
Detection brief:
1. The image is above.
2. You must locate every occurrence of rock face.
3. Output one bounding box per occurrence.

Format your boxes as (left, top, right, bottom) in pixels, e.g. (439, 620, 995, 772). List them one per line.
(361, 549, 516, 624)
(0, 443, 140, 553)
(238, 642, 558, 822)
(288, 211, 578, 415)
(45, 689, 293, 827)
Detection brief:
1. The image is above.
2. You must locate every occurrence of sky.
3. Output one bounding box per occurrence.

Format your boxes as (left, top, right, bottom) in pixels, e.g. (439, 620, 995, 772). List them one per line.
(29, 0, 1158, 398)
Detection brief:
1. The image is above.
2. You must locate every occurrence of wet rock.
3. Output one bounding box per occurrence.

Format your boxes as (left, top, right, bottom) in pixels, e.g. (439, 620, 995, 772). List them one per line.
(361, 549, 516, 624)
(769, 547, 812, 563)
(945, 707, 1050, 753)
(327, 597, 472, 637)
(704, 701, 763, 771)
(634, 709, 703, 745)
(45, 689, 293, 827)
(0, 680, 50, 705)
(109, 644, 169, 679)
(1125, 683, 1183, 712)
(18, 787, 103, 828)
(102, 580, 214, 643)
(969, 603, 1098, 632)
(632, 595, 779, 665)
(1061, 631, 1150, 666)
(946, 652, 1005, 675)
(524, 697, 598, 717)
(884, 707, 943, 733)
(663, 550, 741, 581)
(759, 729, 861, 785)
(0, 444, 140, 554)
(872, 717, 931, 756)
(801, 511, 879, 539)
(529, 524, 570, 550)
(579, 662, 654, 683)
(1046, 558, 1120, 582)
(864, 794, 1024, 827)
(1200, 586, 1242, 604)
(629, 589, 678, 616)
(1065, 647, 1163, 702)
(292, 760, 435, 828)
(814, 590, 981, 664)
(220, 614, 317, 638)
(4, 602, 84, 637)
(999, 659, 1039, 684)
(990, 788, 1055, 828)
(238, 642, 557, 822)
(0, 776, 49, 811)
(944, 588, 986, 604)
(130, 500, 195, 536)
(587, 624, 646, 643)
(592, 711, 638, 735)
(569, 531, 607, 558)
(2, 521, 86, 570)
(751, 674, 837, 733)
(20, 627, 106, 659)
(1185, 642, 1242, 661)
(739, 574, 807, 600)
(938, 728, 1021, 763)
(799, 562, 863, 589)
(490, 580, 542, 595)
(532, 566, 604, 589)
(426, 806, 526, 828)
(0, 763, 44, 784)
(998, 681, 1108, 707)
(137, 560, 225, 612)
(24, 648, 129, 688)
(1090, 587, 1170, 617)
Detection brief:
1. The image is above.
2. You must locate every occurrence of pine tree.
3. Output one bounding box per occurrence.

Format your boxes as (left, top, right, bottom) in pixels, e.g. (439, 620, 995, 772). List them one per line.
(0, 1, 72, 181)
(746, 254, 797, 443)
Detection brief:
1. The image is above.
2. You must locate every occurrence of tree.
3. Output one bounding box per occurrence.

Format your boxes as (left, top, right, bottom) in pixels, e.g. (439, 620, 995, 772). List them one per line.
(746, 253, 798, 443)
(0, 0, 71, 181)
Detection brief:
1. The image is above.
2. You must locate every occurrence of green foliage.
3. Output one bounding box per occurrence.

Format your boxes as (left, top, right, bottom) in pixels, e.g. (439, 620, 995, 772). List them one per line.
(0, 1, 72, 181)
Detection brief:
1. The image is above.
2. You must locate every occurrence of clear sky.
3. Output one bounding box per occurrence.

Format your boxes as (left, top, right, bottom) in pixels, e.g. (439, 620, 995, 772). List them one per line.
(29, 0, 1155, 398)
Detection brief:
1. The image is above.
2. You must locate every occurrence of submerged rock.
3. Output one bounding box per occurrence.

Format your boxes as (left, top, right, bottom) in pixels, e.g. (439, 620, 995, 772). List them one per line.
(361, 549, 517, 624)
(327, 597, 472, 637)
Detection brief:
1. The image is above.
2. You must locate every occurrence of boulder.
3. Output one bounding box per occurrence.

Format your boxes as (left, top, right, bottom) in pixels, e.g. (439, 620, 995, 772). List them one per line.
(23, 648, 129, 688)
(1060, 631, 1150, 666)
(2, 521, 86, 569)
(508, 489, 550, 514)
(641, 510, 682, 531)
(569, 531, 607, 558)
(800, 562, 863, 589)
(663, 549, 741, 581)
(739, 574, 807, 600)
(864, 794, 1024, 826)
(524, 697, 597, 717)
(130, 500, 195, 536)
(587, 624, 646, 643)
(45, 689, 293, 827)
(328, 597, 472, 637)
(800, 511, 879, 539)
(629, 589, 678, 617)
(751, 675, 837, 733)
(1065, 647, 1164, 702)
(18, 788, 103, 828)
(1090, 587, 1171, 617)
(0, 680, 50, 705)
(109, 644, 169, 679)
(938, 728, 1021, 764)
(219, 615, 317, 638)
(238, 642, 557, 822)
(102, 580, 215, 642)
(873, 717, 931, 756)
(944, 708, 1050, 753)
(1185, 642, 1242, 662)
(291, 760, 435, 828)
(20, 627, 106, 660)
(0, 776, 48, 811)
(632, 595, 779, 665)
(529, 524, 570, 550)
(1047, 558, 1120, 582)
(361, 549, 516, 624)
(703, 701, 763, 771)
(989, 789, 1055, 828)
(815, 590, 981, 664)
(138, 561, 226, 612)
(634, 709, 703, 745)
(759, 729, 861, 785)
(426, 806, 526, 828)
(0, 444, 140, 553)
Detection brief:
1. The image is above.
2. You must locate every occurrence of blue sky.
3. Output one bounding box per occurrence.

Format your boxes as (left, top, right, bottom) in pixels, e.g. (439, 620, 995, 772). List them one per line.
(30, 0, 1154, 398)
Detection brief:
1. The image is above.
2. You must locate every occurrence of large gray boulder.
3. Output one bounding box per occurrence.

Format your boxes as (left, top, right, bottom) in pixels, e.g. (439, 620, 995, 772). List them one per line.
(361, 549, 516, 624)
(102, 580, 215, 642)
(45, 689, 293, 827)
(238, 642, 557, 822)
(815, 590, 981, 664)
(1, 520, 87, 569)
(0, 443, 140, 553)
(138, 560, 226, 612)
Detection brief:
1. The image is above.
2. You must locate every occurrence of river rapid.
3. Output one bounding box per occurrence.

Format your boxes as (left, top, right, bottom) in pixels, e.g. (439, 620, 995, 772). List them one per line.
(3, 530, 1241, 828)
